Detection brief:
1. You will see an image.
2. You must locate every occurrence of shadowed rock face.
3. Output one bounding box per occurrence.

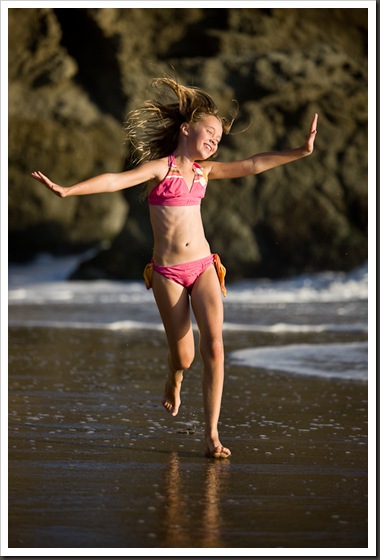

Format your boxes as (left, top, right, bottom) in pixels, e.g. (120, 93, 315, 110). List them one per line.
(9, 7, 368, 279)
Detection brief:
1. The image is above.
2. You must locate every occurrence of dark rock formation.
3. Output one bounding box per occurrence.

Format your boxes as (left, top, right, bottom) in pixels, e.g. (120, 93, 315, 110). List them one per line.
(9, 7, 368, 279)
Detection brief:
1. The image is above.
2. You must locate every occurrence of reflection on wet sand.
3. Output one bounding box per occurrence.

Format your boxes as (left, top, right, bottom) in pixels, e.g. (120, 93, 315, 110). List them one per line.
(201, 457, 231, 547)
(160, 452, 230, 547)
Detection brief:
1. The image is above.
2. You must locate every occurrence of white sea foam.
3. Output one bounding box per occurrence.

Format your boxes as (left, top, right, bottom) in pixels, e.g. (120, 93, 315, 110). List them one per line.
(229, 341, 368, 381)
(223, 321, 367, 334)
(7, 255, 369, 383)
(7, 318, 165, 332)
(7, 317, 367, 335)
(226, 264, 368, 304)
(8, 254, 368, 306)
(8, 280, 153, 305)
(8, 256, 369, 336)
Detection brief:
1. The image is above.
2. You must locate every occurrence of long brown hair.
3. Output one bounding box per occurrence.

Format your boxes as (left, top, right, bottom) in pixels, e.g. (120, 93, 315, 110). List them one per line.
(124, 77, 236, 165)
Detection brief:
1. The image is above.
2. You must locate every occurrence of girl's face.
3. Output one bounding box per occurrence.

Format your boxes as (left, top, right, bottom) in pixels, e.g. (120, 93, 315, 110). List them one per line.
(187, 115, 223, 160)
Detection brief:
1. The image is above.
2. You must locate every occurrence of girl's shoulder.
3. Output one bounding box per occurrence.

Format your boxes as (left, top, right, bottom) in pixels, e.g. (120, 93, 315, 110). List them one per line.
(198, 159, 214, 179)
(143, 156, 171, 187)
(138, 156, 169, 173)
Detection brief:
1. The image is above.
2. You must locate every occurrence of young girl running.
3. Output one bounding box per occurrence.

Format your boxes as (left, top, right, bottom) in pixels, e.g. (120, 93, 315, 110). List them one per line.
(32, 77, 318, 459)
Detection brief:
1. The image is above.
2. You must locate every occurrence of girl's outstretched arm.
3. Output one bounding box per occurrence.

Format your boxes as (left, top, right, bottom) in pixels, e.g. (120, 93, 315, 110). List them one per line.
(31, 160, 160, 198)
(206, 113, 318, 180)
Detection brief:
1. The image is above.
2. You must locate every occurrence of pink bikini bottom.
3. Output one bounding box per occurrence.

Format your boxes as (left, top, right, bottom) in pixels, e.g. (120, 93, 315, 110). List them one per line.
(143, 254, 226, 296)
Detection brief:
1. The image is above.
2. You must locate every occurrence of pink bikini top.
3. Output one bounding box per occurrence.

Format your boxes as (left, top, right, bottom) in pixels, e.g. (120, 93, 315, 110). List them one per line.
(148, 154, 208, 206)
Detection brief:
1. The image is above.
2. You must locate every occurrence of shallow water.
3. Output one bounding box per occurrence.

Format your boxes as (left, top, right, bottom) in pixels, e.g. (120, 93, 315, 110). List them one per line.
(8, 327, 368, 550)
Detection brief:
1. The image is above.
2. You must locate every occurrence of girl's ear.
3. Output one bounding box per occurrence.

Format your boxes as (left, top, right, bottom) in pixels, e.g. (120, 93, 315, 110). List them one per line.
(180, 122, 190, 136)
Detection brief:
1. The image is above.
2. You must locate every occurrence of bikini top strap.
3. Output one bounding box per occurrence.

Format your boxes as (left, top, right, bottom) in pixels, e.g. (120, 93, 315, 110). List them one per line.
(168, 154, 176, 167)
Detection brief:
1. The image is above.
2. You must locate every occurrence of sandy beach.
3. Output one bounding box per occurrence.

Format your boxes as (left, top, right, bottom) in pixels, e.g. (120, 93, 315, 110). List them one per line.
(8, 325, 368, 550)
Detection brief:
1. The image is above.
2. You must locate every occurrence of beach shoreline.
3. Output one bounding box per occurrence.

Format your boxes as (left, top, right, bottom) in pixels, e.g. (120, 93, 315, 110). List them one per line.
(7, 325, 368, 550)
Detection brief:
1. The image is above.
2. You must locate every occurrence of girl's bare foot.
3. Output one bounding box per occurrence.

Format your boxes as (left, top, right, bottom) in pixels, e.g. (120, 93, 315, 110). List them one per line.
(162, 372, 183, 416)
(205, 435, 231, 459)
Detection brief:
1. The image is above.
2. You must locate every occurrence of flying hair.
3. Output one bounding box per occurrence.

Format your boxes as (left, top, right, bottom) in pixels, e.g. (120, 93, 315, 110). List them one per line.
(124, 77, 237, 165)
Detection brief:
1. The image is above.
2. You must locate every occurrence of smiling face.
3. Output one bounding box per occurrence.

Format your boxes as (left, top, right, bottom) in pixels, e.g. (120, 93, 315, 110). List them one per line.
(184, 115, 223, 160)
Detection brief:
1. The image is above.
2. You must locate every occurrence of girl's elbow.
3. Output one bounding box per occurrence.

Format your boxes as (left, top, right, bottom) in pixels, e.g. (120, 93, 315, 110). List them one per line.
(248, 159, 259, 176)
(251, 163, 261, 175)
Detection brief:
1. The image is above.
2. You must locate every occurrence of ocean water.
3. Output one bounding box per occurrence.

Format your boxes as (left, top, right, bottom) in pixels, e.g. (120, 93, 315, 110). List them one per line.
(8, 254, 369, 382)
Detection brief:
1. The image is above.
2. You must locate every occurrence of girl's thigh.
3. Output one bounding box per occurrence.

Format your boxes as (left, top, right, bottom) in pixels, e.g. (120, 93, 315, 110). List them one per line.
(151, 271, 195, 365)
(190, 265, 224, 339)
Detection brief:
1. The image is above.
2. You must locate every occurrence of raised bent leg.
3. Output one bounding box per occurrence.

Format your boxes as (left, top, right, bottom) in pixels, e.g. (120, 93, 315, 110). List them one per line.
(152, 271, 195, 416)
(191, 265, 231, 458)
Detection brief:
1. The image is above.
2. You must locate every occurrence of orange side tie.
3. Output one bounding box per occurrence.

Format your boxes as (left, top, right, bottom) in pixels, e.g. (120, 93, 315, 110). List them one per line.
(213, 254, 227, 297)
(143, 262, 154, 290)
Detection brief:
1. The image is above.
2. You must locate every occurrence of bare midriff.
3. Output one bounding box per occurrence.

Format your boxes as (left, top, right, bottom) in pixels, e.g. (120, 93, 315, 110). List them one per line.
(149, 205, 211, 266)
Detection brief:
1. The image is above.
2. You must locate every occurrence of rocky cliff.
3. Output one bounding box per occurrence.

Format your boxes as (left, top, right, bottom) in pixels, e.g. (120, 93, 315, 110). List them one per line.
(8, 7, 368, 280)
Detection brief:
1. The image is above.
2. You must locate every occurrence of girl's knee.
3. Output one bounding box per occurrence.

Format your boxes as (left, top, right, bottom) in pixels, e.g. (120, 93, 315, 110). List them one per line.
(169, 349, 195, 372)
(200, 336, 224, 364)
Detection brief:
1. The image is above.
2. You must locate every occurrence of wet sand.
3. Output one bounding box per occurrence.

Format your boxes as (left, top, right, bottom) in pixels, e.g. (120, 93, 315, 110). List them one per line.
(8, 326, 368, 550)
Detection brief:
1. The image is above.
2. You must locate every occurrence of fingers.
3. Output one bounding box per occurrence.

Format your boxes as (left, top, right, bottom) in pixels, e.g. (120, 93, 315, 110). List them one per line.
(31, 170, 45, 182)
(31, 170, 52, 186)
(310, 112, 318, 133)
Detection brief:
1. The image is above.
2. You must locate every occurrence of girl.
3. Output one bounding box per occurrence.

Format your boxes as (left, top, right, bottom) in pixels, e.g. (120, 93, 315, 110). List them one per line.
(32, 77, 318, 459)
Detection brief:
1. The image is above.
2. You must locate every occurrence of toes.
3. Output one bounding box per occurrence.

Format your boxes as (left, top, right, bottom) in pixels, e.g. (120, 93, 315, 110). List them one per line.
(205, 446, 231, 459)
(162, 400, 172, 412)
(162, 399, 179, 416)
(162, 394, 181, 416)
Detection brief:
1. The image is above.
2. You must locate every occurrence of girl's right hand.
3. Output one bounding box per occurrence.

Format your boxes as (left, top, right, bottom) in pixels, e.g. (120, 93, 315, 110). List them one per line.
(303, 113, 318, 155)
(31, 171, 67, 198)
